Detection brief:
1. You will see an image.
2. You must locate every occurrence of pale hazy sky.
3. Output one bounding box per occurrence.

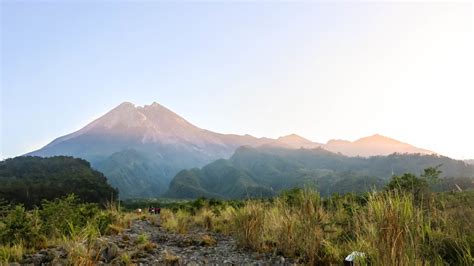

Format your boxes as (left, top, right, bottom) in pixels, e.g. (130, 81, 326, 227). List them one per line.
(1, 1, 473, 159)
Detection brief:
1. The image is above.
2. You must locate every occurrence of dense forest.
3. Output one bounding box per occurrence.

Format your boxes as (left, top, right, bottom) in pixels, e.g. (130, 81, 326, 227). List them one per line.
(166, 146, 474, 199)
(0, 156, 118, 207)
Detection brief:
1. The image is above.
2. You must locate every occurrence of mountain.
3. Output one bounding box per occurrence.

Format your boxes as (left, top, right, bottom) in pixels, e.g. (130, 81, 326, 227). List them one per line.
(28, 101, 436, 198)
(266, 134, 322, 149)
(325, 134, 434, 157)
(465, 160, 474, 165)
(28, 102, 274, 198)
(165, 147, 474, 199)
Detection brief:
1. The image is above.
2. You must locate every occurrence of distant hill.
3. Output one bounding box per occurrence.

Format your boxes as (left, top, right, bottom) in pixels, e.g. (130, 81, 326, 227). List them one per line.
(27, 102, 275, 198)
(325, 134, 434, 157)
(265, 134, 322, 149)
(0, 156, 118, 207)
(165, 147, 474, 199)
(27, 101, 437, 198)
(465, 159, 474, 165)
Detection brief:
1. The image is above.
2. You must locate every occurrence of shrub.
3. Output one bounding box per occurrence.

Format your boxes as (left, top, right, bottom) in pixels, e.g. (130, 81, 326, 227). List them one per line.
(0, 205, 43, 248)
(161, 209, 192, 234)
(135, 234, 149, 245)
(193, 208, 215, 230)
(213, 206, 236, 234)
(232, 201, 266, 251)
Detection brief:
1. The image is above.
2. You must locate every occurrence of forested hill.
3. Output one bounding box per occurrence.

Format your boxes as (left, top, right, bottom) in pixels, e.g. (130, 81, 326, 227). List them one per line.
(0, 156, 118, 207)
(166, 147, 474, 199)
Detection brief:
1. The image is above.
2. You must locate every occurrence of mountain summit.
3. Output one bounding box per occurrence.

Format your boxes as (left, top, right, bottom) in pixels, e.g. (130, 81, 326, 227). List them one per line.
(325, 134, 433, 157)
(46, 101, 220, 147)
(28, 102, 274, 198)
(267, 134, 322, 149)
(28, 101, 435, 198)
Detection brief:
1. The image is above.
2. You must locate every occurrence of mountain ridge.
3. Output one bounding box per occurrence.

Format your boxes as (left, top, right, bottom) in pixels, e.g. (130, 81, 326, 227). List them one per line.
(165, 146, 473, 199)
(325, 134, 433, 157)
(465, 159, 474, 165)
(27, 101, 437, 198)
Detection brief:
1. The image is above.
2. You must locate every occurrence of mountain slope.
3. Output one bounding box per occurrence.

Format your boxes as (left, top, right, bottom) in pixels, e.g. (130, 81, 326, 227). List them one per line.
(325, 134, 434, 157)
(264, 134, 322, 149)
(465, 160, 474, 165)
(28, 102, 275, 198)
(28, 101, 437, 198)
(165, 147, 474, 199)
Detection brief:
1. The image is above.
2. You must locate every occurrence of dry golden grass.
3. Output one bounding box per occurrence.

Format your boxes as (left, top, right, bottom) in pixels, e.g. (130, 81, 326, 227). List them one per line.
(161, 209, 192, 234)
(163, 249, 180, 265)
(159, 189, 473, 265)
(58, 222, 104, 266)
(213, 206, 236, 234)
(200, 234, 217, 246)
(193, 208, 215, 230)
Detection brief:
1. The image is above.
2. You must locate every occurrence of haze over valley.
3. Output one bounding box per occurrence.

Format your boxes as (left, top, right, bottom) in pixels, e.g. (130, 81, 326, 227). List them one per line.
(1, 2, 473, 264)
(27, 101, 471, 199)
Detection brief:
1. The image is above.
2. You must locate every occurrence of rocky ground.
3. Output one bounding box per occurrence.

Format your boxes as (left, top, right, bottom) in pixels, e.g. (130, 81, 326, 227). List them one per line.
(22, 217, 294, 265)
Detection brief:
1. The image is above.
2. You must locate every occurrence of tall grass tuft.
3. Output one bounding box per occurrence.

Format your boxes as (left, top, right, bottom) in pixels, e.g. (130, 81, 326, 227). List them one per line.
(348, 190, 473, 265)
(161, 209, 192, 234)
(160, 188, 473, 265)
(0, 243, 25, 263)
(60, 221, 103, 265)
(232, 201, 266, 251)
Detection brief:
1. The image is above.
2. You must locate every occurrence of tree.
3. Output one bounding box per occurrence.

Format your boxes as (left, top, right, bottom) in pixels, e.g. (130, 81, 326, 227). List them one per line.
(386, 173, 428, 200)
(0, 156, 118, 208)
(385, 166, 442, 201)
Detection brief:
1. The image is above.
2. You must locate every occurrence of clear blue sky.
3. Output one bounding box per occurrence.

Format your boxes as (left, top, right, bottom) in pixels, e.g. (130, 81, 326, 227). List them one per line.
(1, 1, 473, 159)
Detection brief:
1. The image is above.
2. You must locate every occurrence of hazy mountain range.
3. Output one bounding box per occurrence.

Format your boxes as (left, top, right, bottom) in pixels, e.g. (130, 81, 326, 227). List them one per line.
(28, 101, 438, 198)
(165, 146, 474, 199)
(465, 160, 474, 165)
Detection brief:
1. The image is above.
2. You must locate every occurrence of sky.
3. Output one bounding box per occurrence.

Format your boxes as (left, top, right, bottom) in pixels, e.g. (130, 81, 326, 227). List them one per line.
(1, 1, 473, 160)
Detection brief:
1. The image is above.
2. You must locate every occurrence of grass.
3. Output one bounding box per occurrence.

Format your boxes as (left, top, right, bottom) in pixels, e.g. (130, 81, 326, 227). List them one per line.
(120, 252, 132, 264)
(0, 195, 144, 264)
(135, 233, 149, 245)
(160, 209, 192, 234)
(0, 243, 25, 263)
(1, 188, 472, 265)
(200, 234, 217, 246)
(159, 188, 474, 265)
(163, 249, 179, 265)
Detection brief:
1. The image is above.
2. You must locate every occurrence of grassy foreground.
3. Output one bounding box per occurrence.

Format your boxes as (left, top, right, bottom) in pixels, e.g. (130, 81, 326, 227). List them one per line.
(1, 190, 473, 265)
(160, 189, 473, 265)
(0, 195, 147, 264)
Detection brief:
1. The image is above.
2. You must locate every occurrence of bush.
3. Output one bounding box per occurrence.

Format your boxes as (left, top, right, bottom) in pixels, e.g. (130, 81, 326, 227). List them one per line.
(0, 205, 43, 248)
(39, 194, 102, 238)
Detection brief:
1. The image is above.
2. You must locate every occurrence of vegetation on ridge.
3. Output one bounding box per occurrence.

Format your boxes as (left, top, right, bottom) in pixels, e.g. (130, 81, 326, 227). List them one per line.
(0, 156, 118, 208)
(166, 146, 474, 199)
(0, 154, 472, 264)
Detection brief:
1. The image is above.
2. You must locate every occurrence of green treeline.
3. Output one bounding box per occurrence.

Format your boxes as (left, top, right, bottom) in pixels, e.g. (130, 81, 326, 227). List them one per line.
(0, 156, 118, 207)
(166, 147, 474, 199)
